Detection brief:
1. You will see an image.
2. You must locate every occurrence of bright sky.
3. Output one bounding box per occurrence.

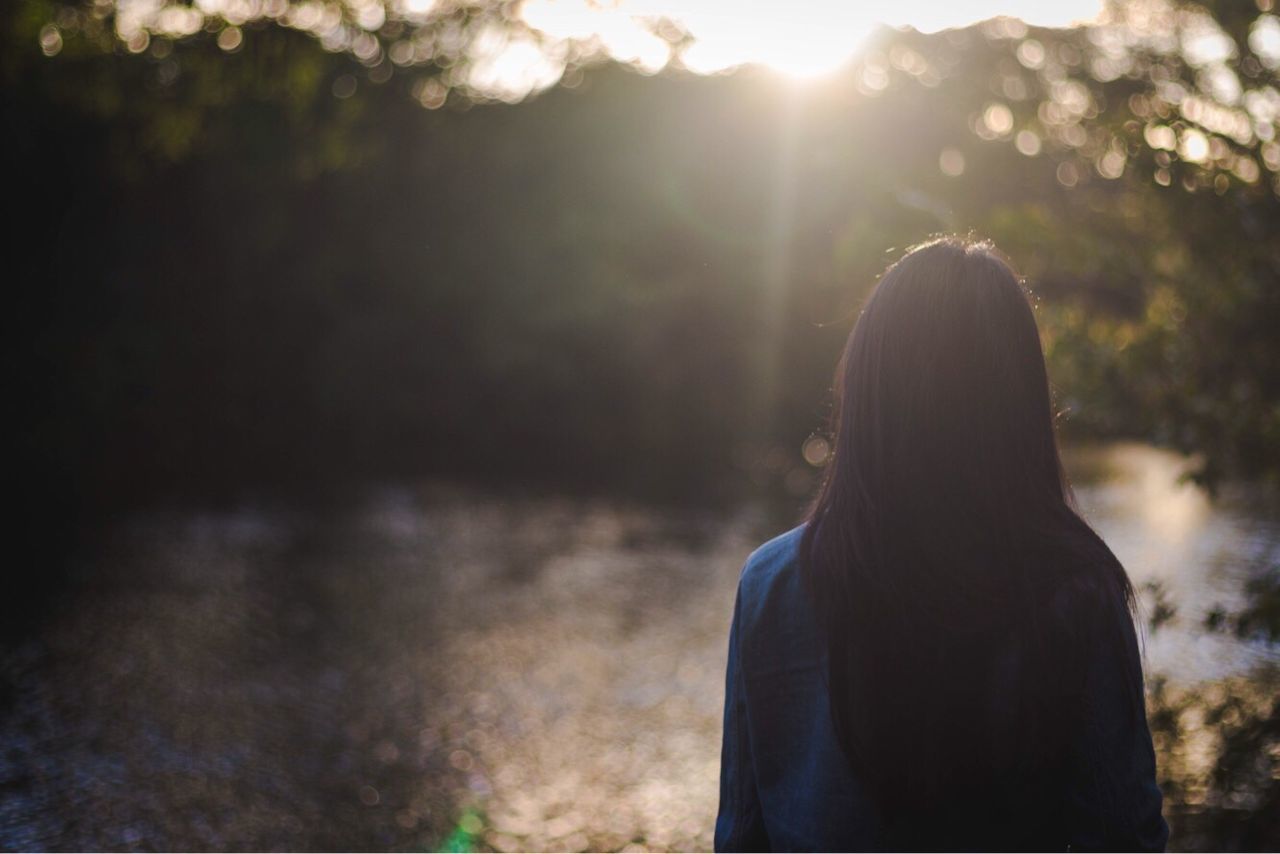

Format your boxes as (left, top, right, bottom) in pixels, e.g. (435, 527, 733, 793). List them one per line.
(103, 0, 1113, 102)
(519, 0, 1107, 79)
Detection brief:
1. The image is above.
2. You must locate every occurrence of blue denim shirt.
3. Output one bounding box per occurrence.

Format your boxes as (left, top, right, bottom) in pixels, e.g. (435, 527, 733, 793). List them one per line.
(715, 525, 1169, 852)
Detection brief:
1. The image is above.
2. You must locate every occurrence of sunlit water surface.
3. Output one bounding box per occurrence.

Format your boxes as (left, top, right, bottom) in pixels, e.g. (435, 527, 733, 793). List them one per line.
(1, 443, 1276, 850)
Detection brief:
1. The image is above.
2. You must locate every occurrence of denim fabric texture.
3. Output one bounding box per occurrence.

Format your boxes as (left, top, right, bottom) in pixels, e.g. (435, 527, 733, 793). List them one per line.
(714, 525, 1170, 852)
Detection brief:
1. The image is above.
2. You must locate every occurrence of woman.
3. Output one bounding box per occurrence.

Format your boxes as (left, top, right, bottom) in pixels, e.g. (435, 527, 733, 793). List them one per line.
(715, 238, 1168, 851)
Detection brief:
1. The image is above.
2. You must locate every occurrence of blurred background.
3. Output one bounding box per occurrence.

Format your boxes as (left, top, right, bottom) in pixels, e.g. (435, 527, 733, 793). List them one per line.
(3, 0, 1280, 849)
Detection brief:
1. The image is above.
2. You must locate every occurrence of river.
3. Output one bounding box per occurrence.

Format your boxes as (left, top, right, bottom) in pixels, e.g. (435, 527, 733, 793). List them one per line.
(1, 443, 1276, 851)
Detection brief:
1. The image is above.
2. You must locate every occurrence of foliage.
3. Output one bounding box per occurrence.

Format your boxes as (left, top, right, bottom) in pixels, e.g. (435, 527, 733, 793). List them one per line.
(5, 0, 1280, 518)
(1149, 567, 1280, 850)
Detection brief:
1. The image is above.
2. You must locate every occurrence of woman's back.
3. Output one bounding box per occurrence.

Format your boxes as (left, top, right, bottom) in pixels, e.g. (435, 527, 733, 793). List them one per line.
(715, 238, 1169, 851)
(716, 525, 1169, 851)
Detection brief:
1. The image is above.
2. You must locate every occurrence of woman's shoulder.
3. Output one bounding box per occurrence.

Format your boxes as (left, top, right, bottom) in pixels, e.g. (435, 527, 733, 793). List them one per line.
(740, 524, 806, 584)
(734, 524, 809, 631)
(1032, 538, 1140, 668)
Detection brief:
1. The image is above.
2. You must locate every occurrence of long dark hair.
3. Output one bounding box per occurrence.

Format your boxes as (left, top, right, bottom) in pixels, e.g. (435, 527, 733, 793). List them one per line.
(800, 237, 1137, 834)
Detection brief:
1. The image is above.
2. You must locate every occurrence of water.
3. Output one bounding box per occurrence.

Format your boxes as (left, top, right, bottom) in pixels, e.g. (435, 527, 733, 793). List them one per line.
(1067, 444, 1280, 681)
(1, 444, 1276, 851)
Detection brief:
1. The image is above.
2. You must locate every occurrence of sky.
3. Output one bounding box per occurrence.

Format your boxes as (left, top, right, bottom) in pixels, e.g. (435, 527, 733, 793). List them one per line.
(98, 0, 1118, 102)
(518, 0, 1108, 78)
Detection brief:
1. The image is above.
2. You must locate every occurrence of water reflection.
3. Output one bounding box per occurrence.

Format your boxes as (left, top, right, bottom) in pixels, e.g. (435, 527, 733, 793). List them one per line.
(0, 444, 1276, 850)
(1067, 443, 1280, 851)
(1068, 443, 1280, 682)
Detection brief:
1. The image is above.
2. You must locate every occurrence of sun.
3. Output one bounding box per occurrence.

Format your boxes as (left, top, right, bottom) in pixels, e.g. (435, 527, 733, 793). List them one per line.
(752, 31, 870, 79)
(674, 4, 879, 79)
